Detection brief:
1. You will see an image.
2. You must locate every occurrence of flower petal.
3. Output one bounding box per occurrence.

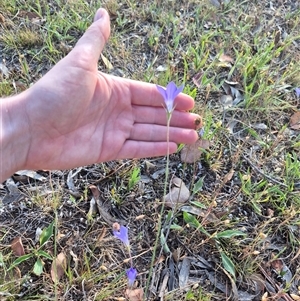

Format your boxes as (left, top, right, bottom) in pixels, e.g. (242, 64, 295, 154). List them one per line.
(126, 267, 137, 287)
(156, 82, 184, 113)
(166, 81, 178, 98)
(172, 84, 184, 100)
(165, 99, 174, 112)
(113, 225, 130, 247)
(156, 85, 167, 100)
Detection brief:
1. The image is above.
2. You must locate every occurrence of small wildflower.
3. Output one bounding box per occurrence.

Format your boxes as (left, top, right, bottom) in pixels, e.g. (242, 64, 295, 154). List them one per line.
(113, 224, 130, 247)
(295, 87, 300, 98)
(156, 81, 184, 112)
(126, 267, 137, 287)
(199, 127, 205, 138)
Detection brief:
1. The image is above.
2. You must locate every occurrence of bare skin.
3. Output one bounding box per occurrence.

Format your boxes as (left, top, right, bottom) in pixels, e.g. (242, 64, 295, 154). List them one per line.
(0, 8, 200, 183)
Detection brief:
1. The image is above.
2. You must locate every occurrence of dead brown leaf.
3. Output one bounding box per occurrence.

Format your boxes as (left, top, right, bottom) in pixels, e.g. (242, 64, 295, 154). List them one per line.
(4, 266, 21, 284)
(135, 215, 146, 220)
(164, 177, 190, 208)
(261, 292, 268, 301)
(0, 62, 9, 77)
(181, 139, 210, 163)
(11, 237, 25, 256)
(51, 252, 67, 282)
(290, 294, 300, 301)
(266, 208, 274, 218)
(217, 53, 234, 68)
(96, 227, 107, 246)
(100, 53, 113, 70)
(172, 247, 181, 262)
(18, 10, 40, 20)
(270, 259, 293, 283)
(154, 254, 166, 265)
(274, 30, 281, 47)
(13, 80, 27, 92)
(0, 13, 5, 23)
(192, 71, 204, 88)
(70, 250, 79, 270)
(89, 185, 100, 199)
(219, 53, 234, 63)
(14, 170, 46, 181)
(87, 196, 97, 217)
(56, 230, 66, 241)
(246, 273, 265, 294)
(125, 288, 144, 301)
(89, 185, 121, 224)
(223, 168, 234, 184)
(271, 259, 285, 271)
(289, 111, 300, 130)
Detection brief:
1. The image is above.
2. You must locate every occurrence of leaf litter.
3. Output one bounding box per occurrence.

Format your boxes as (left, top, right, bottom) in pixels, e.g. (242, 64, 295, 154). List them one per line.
(289, 111, 300, 130)
(51, 252, 67, 283)
(1, 0, 300, 300)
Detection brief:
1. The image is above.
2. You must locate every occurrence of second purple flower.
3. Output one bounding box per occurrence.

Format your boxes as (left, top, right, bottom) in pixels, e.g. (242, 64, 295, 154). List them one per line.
(126, 267, 137, 287)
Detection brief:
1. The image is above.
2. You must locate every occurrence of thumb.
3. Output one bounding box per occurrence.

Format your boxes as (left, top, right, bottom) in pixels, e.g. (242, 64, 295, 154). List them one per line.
(72, 8, 110, 67)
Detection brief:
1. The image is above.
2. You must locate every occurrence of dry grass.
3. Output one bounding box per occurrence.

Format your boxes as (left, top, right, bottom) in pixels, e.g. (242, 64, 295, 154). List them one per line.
(1, 0, 300, 300)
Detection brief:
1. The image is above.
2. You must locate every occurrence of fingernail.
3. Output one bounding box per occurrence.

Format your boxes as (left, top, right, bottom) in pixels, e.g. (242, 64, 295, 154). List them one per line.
(94, 9, 104, 22)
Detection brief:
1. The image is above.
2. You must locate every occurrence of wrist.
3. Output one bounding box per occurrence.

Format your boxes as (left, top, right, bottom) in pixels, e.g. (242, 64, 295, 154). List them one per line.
(1, 91, 31, 183)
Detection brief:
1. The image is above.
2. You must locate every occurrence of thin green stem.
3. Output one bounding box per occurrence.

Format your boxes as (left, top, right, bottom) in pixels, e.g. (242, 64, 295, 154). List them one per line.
(145, 111, 172, 299)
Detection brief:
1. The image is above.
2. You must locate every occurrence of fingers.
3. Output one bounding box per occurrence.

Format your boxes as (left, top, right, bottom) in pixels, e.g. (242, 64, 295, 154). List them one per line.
(117, 141, 179, 160)
(129, 123, 198, 144)
(72, 8, 111, 67)
(132, 105, 200, 129)
(124, 78, 195, 111)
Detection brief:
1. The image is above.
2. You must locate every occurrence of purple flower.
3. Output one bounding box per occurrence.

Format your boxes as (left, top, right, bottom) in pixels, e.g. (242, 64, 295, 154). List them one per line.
(113, 225, 130, 247)
(156, 81, 184, 112)
(126, 267, 137, 287)
(295, 87, 300, 98)
(199, 127, 205, 138)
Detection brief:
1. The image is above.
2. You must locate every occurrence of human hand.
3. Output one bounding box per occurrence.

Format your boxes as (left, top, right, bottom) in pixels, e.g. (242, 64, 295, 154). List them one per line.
(2, 9, 199, 175)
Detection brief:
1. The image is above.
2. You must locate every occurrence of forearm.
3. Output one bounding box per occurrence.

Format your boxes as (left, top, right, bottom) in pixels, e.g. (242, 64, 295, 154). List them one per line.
(0, 92, 31, 183)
